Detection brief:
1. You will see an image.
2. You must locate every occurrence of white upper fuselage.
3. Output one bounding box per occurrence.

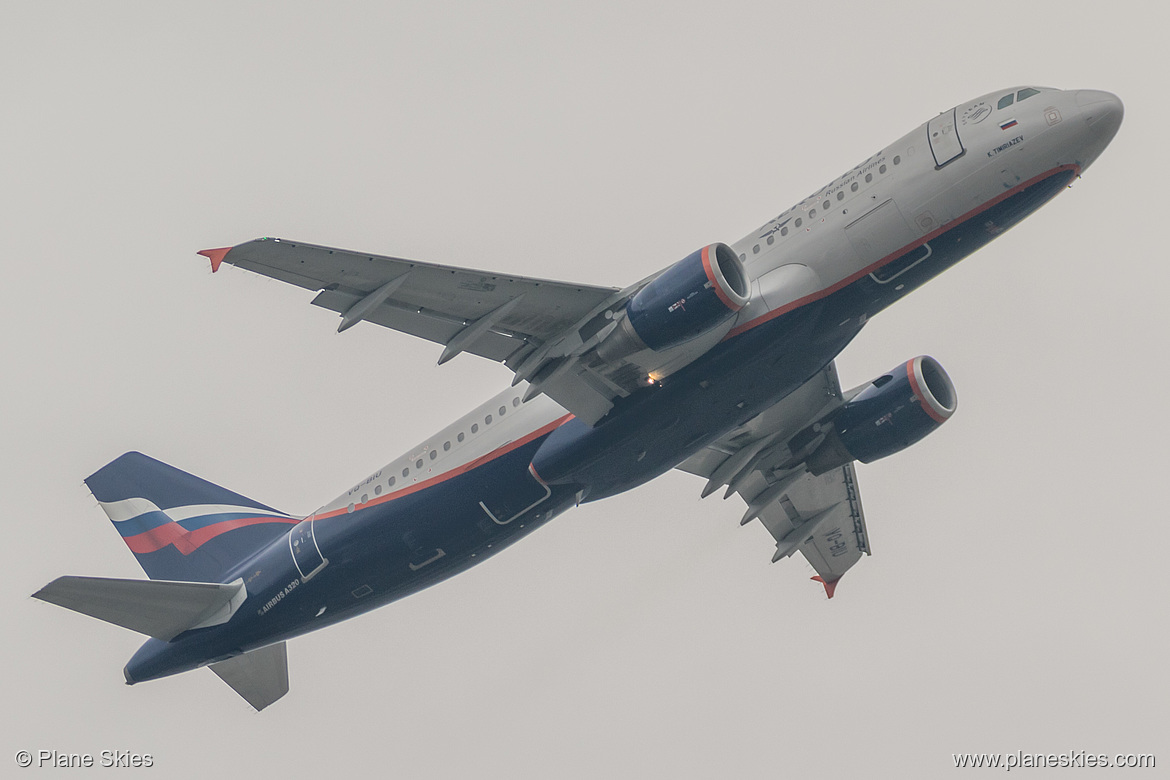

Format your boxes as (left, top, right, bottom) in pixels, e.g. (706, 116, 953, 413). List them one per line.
(728, 86, 1120, 334)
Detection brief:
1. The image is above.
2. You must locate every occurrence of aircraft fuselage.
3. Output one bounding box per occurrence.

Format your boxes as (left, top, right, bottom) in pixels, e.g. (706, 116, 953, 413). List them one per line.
(124, 87, 1122, 684)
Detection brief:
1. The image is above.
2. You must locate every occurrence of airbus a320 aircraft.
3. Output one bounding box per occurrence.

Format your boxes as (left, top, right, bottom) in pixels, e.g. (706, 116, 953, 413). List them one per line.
(35, 87, 1122, 710)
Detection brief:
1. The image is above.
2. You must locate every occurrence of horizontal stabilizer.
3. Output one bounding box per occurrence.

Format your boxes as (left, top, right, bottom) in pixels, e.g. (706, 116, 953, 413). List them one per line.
(32, 576, 245, 641)
(210, 643, 289, 711)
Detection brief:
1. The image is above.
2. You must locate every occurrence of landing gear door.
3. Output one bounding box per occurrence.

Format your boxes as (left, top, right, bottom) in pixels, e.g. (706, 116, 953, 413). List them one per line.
(927, 108, 964, 168)
(289, 516, 328, 581)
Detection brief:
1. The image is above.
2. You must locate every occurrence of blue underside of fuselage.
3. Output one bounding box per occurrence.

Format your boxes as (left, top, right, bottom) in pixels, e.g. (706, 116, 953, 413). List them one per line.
(126, 166, 1077, 683)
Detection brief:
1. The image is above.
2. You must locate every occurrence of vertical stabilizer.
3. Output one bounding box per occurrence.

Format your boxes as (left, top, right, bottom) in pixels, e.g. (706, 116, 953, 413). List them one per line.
(86, 452, 298, 582)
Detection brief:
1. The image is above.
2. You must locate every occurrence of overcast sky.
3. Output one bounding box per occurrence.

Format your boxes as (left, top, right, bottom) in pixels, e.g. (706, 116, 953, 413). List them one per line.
(3, 1, 1166, 777)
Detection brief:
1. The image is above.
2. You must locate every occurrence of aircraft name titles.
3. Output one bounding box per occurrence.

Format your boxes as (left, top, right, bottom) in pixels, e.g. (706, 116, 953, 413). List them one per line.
(987, 135, 1024, 158)
(758, 154, 890, 239)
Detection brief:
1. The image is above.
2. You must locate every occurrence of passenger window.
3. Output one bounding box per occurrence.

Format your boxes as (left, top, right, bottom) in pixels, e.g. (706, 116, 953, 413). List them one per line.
(457, 432, 465, 442)
(1017, 88, 1040, 101)
(809, 209, 816, 219)
(443, 441, 451, 451)
(851, 182, 859, 192)
(389, 476, 396, 486)
(822, 200, 830, 209)
(879, 164, 887, 174)
(374, 485, 382, 496)
(865, 173, 873, 183)
(795, 218, 802, 227)
(512, 397, 520, 407)
(837, 191, 844, 201)
(766, 235, 774, 245)
(998, 93, 1014, 110)
(415, 459, 423, 468)
(485, 414, 492, 425)
(471, 423, 479, 433)
(752, 244, 760, 254)
(499, 406, 506, 416)
(780, 227, 788, 236)
(429, 450, 437, 460)
(402, 467, 409, 477)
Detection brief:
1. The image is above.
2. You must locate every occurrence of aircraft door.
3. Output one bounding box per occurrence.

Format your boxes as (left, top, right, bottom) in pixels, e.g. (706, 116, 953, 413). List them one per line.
(927, 108, 964, 168)
(478, 468, 551, 525)
(289, 516, 328, 581)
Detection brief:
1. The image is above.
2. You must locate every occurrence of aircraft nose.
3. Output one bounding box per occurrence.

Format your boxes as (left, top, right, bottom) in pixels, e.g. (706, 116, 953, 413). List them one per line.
(1071, 90, 1123, 168)
(1075, 90, 1124, 134)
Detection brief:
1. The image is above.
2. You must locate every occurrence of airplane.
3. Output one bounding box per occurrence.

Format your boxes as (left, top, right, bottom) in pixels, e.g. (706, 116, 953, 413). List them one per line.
(34, 86, 1122, 710)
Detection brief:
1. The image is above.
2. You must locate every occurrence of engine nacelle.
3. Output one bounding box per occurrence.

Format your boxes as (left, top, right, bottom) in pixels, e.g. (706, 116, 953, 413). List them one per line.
(596, 243, 749, 362)
(806, 356, 957, 475)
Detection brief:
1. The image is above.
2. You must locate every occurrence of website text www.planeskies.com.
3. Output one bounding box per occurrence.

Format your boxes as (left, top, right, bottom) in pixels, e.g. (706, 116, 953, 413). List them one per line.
(952, 750, 1155, 771)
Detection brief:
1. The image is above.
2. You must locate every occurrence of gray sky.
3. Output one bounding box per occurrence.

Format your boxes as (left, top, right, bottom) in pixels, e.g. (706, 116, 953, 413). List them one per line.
(3, 1, 1166, 777)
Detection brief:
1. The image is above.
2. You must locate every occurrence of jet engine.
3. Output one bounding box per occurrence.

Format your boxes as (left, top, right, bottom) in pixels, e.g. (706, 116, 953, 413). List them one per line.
(596, 243, 749, 362)
(806, 356, 957, 475)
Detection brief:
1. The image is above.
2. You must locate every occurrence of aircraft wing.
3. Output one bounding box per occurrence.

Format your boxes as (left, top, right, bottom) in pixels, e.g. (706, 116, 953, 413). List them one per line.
(677, 362, 871, 597)
(202, 237, 622, 368)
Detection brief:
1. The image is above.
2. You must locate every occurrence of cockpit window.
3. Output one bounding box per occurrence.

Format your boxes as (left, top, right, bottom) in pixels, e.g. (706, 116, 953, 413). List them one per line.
(1017, 87, 1041, 101)
(997, 93, 1015, 110)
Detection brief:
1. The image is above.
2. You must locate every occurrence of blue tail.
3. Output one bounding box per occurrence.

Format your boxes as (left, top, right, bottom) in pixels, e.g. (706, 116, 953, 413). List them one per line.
(85, 452, 298, 582)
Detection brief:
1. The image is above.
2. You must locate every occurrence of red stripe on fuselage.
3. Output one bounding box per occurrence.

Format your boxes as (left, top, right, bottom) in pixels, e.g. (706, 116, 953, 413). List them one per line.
(724, 164, 1080, 340)
(314, 413, 575, 520)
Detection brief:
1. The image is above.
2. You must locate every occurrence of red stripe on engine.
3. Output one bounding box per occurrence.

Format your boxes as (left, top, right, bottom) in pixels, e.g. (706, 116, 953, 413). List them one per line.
(906, 359, 947, 424)
(701, 244, 743, 312)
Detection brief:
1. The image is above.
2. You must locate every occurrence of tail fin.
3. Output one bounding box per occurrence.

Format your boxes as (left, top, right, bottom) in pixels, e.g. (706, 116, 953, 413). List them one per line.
(86, 452, 298, 582)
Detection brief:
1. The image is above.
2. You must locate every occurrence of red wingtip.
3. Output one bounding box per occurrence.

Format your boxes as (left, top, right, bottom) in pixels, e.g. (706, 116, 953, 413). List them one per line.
(197, 246, 231, 273)
(811, 575, 840, 599)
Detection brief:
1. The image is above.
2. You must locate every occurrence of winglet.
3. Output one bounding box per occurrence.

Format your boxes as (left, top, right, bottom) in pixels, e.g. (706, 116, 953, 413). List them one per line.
(197, 247, 231, 273)
(811, 575, 840, 599)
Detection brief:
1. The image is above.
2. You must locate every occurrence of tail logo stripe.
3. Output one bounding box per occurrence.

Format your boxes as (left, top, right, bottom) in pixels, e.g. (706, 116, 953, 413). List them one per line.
(101, 499, 299, 555)
(101, 500, 293, 524)
(122, 515, 299, 555)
